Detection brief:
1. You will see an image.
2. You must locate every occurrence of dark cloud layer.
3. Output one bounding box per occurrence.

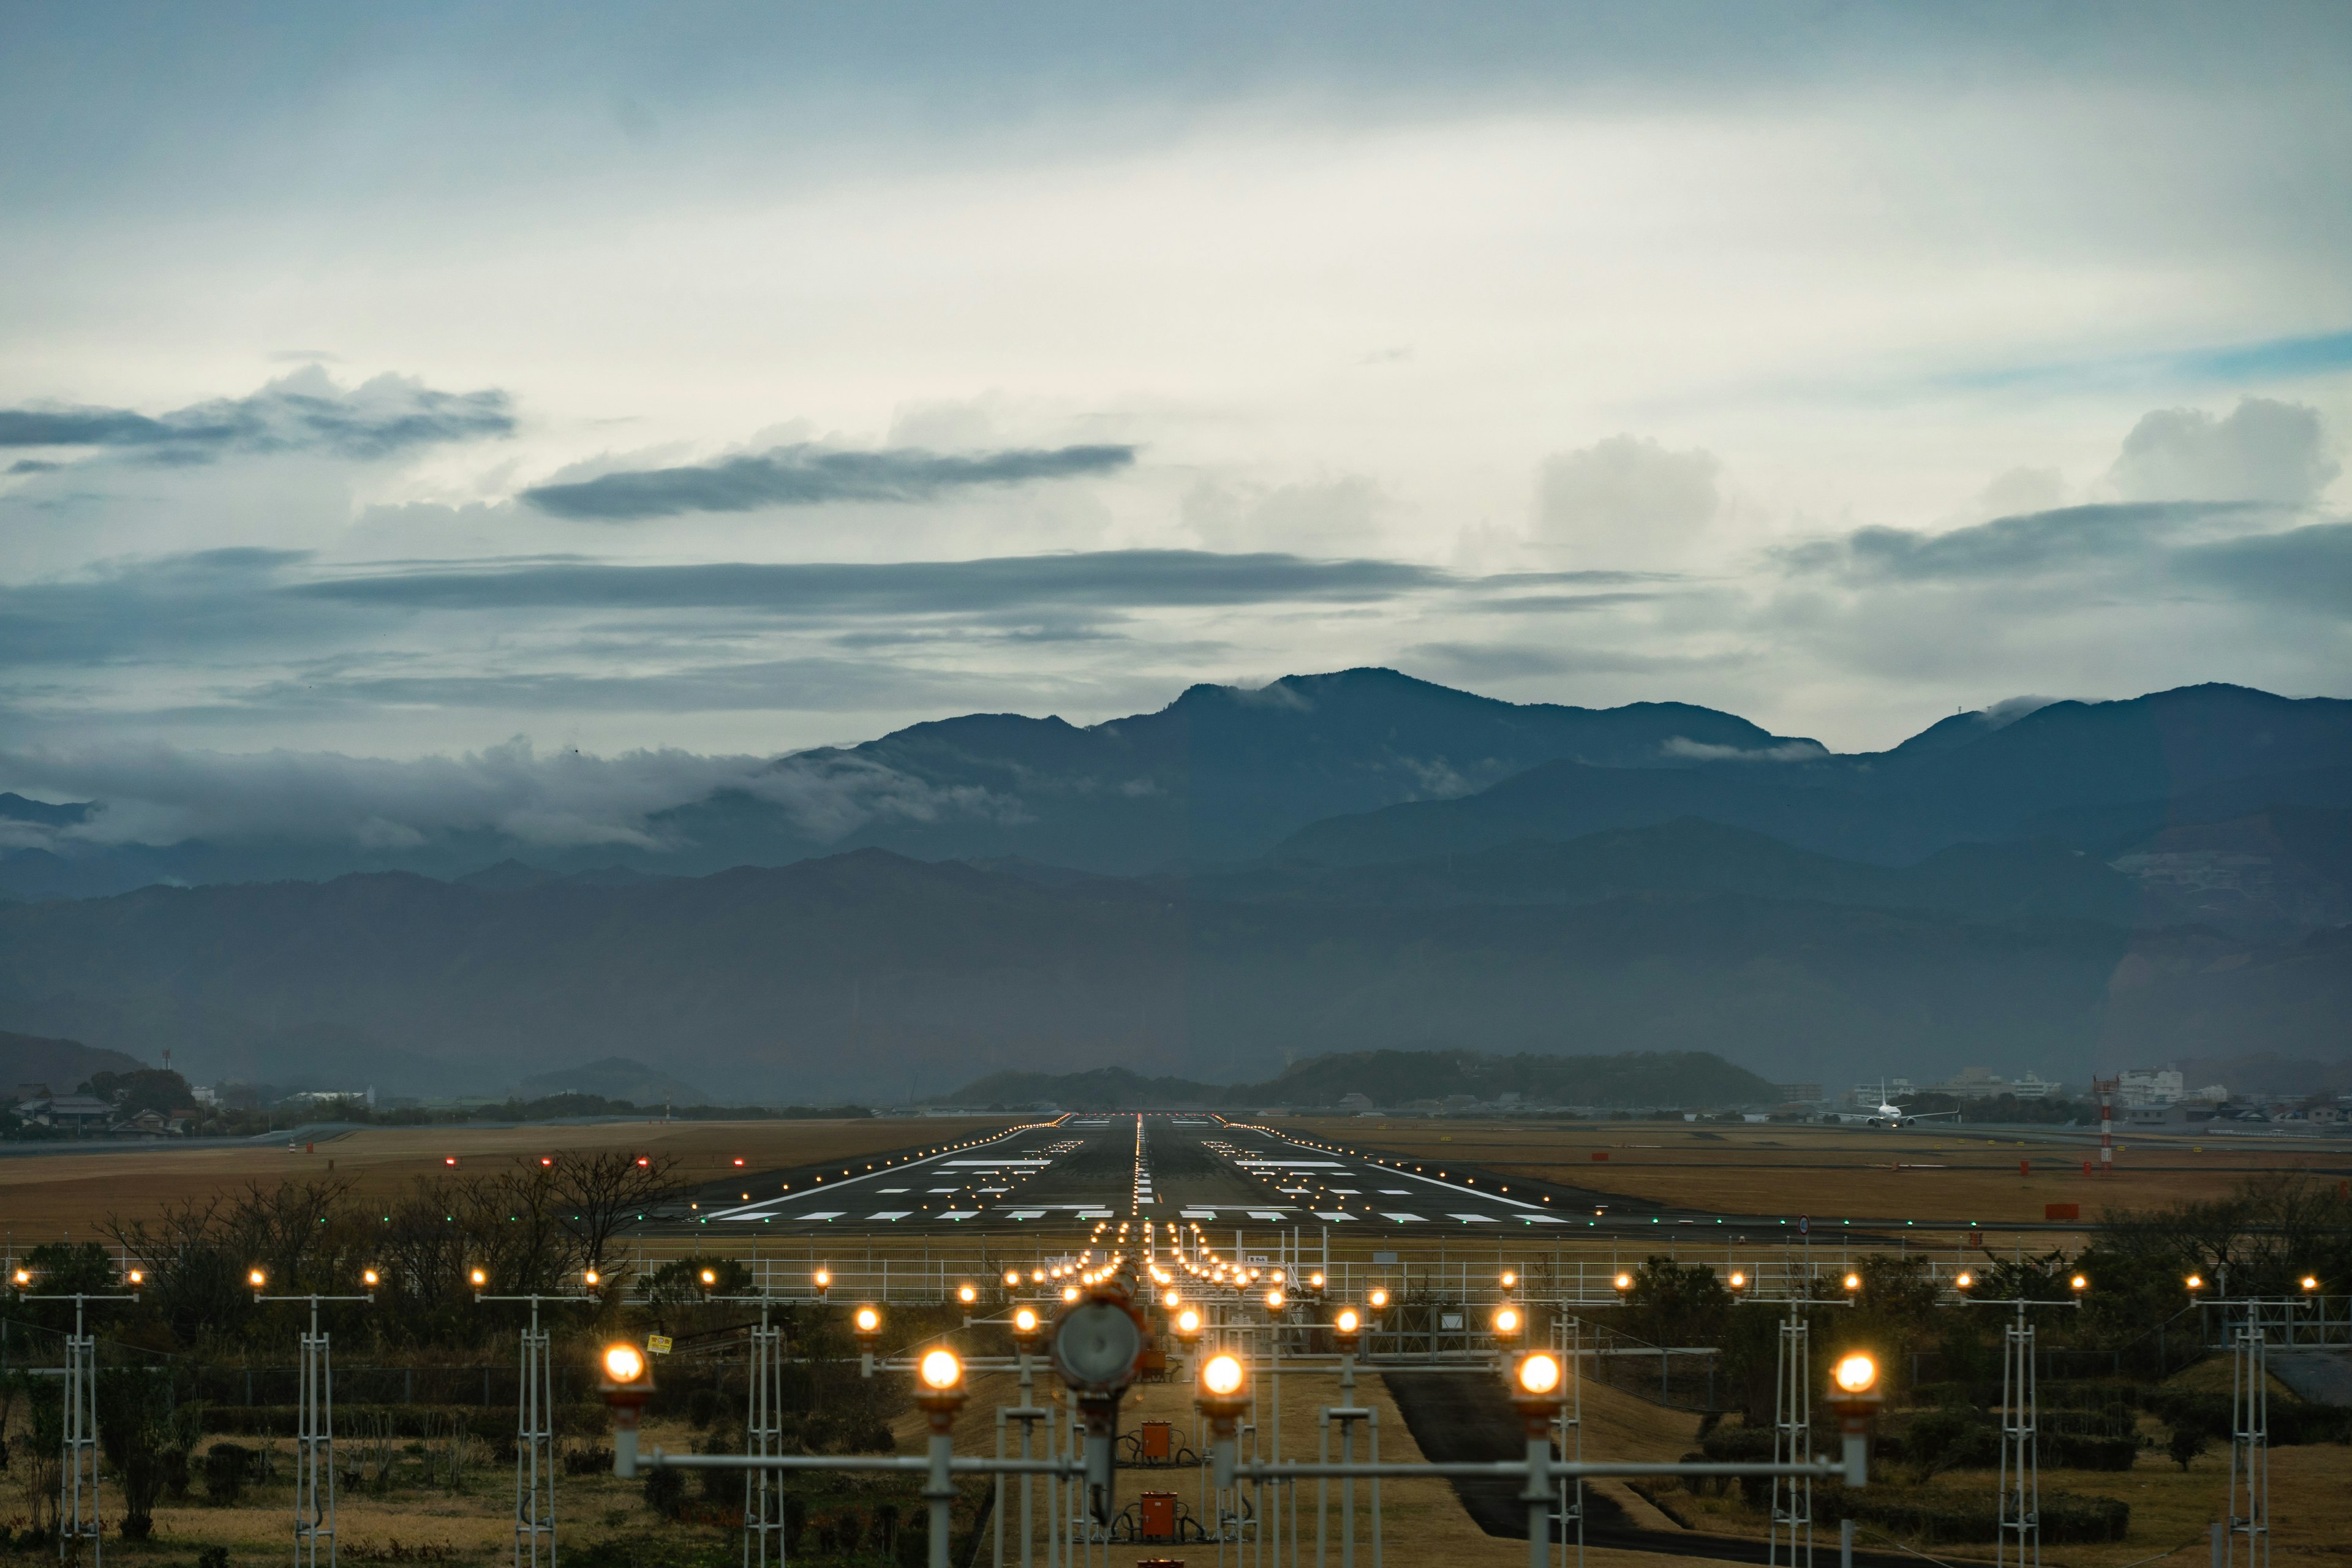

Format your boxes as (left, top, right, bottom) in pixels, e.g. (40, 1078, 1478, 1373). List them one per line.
(2177, 521, 2352, 617)
(1780, 501, 2264, 582)
(519, 442, 1137, 519)
(293, 548, 1433, 615)
(0, 369, 514, 465)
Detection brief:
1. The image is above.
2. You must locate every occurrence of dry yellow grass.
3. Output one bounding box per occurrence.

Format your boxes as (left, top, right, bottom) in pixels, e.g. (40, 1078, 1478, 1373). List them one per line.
(1283, 1116, 2346, 1229)
(0, 1115, 1013, 1237)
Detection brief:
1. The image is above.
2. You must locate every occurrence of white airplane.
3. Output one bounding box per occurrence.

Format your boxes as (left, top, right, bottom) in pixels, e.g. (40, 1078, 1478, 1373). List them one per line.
(1857, 1081, 1961, 1128)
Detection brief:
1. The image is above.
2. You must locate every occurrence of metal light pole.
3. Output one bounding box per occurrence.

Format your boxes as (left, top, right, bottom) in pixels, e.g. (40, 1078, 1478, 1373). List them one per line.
(26, 1289, 140, 1566)
(1771, 1297, 1811, 1568)
(255, 1282, 374, 1568)
(1997, 1297, 2038, 1568)
(2226, 1308, 2269, 1568)
(475, 1291, 598, 1567)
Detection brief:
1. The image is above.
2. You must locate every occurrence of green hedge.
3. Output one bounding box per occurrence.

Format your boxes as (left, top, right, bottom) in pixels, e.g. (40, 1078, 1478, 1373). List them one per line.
(203, 1404, 609, 1441)
(1822, 1486, 2129, 1544)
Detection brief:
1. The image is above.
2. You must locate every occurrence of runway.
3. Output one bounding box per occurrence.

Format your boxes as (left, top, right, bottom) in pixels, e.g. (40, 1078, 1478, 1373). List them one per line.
(681, 1114, 1618, 1234)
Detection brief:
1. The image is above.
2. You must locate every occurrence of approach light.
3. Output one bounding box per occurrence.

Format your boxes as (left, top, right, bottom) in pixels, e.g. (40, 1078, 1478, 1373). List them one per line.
(958, 1283, 978, 1305)
(1368, 1287, 1389, 1310)
(126, 1268, 145, 1286)
(699, 1268, 717, 1287)
(603, 1343, 648, 1385)
(1728, 1270, 1747, 1289)
(1005, 1270, 1022, 1287)
(1493, 1305, 1523, 1340)
(1500, 1271, 1517, 1289)
(2070, 1274, 2089, 1293)
(1832, 1353, 1879, 1395)
(249, 1268, 267, 1288)
(1953, 1271, 1973, 1291)
(2302, 1275, 2321, 1292)
(10, 1268, 27, 1286)
(471, 1267, 488, 1288)
(1843, 1273, 1861, 1292)
(854, 1305, 882, 1336)
(1164, 1289, 1182, 1310)
(361, 1268, 379, 1287)
(1308, 1272, 1325, 1289)
(1174, 1306, 1204, 1341)
(1265, 1288, 1285, 1311)
(1613, 1272, 1634, 1292)
(1012, 1305, 1043, 1343)
(1271, 1268, 1286, 1284)
(1062, 1285, 1081, 1303)
(1515, 1352, 1563, 1398)
(1033, 1270, 1046, 1283)
(1199, 1352, 1248, 1402)
(814, 1268, 831, 1297)
(2186, 1274, 2204, 1291)
(585, 1269, 601, 1287)
(919, 1349, 963, 1392)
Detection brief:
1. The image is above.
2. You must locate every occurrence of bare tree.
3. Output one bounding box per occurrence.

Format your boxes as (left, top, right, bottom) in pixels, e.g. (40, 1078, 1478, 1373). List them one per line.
(554, 1151, 684, 1281)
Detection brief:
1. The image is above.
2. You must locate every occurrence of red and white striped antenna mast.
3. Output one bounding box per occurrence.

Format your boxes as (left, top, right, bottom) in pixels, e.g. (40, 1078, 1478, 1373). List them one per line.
(2092, 1074, 2119, 1175)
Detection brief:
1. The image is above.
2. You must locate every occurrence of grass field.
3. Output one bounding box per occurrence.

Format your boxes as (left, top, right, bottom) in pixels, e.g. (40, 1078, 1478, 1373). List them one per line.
(0, 1115, 1014, 1238)
(1285, 1115, 2352, 1229)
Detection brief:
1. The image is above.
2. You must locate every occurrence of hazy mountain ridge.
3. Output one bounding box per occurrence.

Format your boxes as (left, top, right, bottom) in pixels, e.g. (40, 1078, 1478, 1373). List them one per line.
(1, 839, 2340, 1104)
(944, 1048, 1780, 1109)
(0, 668, 1817, 896)
(1275, 684, 2352, 869)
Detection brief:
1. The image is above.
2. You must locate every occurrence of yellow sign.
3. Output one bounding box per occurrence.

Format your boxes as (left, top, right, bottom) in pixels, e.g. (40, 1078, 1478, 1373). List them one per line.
(646, 1334, 674, 1355)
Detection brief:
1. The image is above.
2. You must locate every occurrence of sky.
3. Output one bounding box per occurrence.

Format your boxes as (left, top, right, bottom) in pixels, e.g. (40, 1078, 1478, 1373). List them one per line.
(3, 1, 2350, 848)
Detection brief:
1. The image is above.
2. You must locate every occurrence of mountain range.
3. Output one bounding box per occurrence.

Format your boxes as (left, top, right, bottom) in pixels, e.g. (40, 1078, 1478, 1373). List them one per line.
(1, 672, 2347, 1101)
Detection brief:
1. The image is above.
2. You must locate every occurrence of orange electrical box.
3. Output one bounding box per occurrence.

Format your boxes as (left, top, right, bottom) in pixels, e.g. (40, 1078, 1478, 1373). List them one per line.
(1591, 1151, 1609, 1161)
(2045, 1202, 2079, 1221)
(1140, 1491, 1178, 1541)
(1138, 1420, 1174, 1460)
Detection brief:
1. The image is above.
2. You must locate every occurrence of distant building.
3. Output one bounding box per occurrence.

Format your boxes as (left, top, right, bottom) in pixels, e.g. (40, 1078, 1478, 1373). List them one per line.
(1847, 1079, 1913, 1108)
(1337, 1093, 1374, 1113)
(1928, 1068, 2067, 1101)
(10, 1093, 116, 1133)
(2118, 1068, 2185, 1107)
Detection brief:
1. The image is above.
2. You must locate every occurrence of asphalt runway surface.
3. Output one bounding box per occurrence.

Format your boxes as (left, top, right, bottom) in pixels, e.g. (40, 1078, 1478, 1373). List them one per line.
(684, 1114, 1621, 1235)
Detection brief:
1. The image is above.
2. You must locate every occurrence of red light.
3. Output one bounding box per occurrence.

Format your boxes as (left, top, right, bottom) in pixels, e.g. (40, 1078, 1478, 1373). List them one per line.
(733, 1158, 744, 1166)
(445, 1157, 457, 1166)
(540, 1157, 552, 1167)
(636, 1158, 649, 1167)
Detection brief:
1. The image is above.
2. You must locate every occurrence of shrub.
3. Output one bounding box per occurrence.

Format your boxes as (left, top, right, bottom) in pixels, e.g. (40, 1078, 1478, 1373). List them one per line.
(643, 1465, 687, 1521)
(203, 1443, 252, 1506)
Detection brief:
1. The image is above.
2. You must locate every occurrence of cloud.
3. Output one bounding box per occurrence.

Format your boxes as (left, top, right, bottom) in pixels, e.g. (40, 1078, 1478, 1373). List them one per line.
(0, 737, 777, 851)
(2176, 521, 2352, 617)
(291, 549, 1440, 616)
(0, 731, 1039, 855)
(1534, 435, 1722, 565)
(1659, 736, 1828, 762)
(0, 547, 337, 665)
(1400, 641, 1733, 682)
(0, 367, 514, 465)
(1778, 501, 2263, 582)
(518, 441, 1137, 519)
(2110, 397, 2339, 504)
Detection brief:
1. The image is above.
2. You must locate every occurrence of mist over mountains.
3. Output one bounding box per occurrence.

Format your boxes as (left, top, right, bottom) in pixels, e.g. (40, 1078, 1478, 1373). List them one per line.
(1, 671, 2348, 1104)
